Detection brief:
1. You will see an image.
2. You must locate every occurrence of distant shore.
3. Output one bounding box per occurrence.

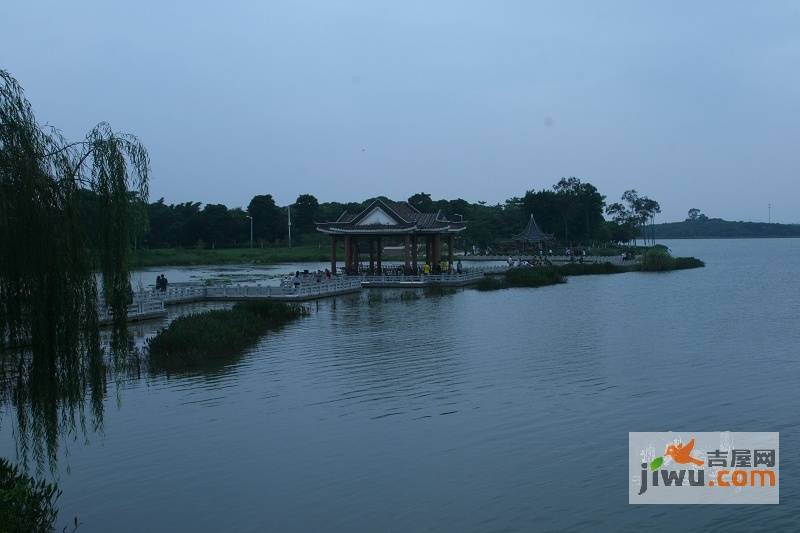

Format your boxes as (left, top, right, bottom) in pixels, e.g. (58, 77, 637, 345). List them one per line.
(652, 218, 800, 239)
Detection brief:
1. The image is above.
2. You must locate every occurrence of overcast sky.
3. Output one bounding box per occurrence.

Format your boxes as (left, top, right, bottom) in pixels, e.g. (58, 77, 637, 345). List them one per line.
(2, 1, 798, 222)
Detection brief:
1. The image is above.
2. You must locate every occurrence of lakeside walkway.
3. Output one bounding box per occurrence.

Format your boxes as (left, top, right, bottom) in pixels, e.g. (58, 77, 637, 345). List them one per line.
(100, 267, 504, 324)
(102, 257, 632, 324)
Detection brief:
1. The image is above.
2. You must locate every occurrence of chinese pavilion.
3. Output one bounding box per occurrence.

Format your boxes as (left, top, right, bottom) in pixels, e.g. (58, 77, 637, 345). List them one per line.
(315, 198, 466, 274)
(512, 214, 553, 249)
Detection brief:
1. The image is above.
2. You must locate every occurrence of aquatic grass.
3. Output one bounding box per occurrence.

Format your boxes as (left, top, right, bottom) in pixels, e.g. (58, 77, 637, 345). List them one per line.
(476, 267, 565, 291)
(670, 256, 705, 270)
(147, 301, 307, 371)
(505, 267, 566, 287)
(640, 248, 704, 272)
(553, 262, 637, 276)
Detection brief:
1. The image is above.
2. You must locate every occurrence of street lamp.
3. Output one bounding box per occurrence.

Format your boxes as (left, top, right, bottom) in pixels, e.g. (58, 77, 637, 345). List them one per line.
(246, 215, 253, 249)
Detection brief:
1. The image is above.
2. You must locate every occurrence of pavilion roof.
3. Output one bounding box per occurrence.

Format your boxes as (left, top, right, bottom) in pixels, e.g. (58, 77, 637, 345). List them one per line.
(316, 198, 466, 235)
(512, 214, 553, 242)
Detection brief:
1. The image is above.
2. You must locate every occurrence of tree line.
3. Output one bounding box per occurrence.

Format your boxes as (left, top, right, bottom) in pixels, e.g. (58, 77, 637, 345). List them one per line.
(136, 178, 660, 250)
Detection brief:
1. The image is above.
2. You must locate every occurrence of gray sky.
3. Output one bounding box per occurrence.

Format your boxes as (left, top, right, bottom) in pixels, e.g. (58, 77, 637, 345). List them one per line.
(2, 1, 799, 222)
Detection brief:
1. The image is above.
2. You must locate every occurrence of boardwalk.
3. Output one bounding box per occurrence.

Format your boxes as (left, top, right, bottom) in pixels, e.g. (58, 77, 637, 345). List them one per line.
(99, 278, 364, 325)
(102, 259, 631, 324)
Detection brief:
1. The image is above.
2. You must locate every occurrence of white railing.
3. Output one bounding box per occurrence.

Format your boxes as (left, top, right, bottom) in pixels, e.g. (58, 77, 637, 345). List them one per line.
(359, 270, 488, 284)
(99, 298, 166, 322)
(133, 277, 364, 305)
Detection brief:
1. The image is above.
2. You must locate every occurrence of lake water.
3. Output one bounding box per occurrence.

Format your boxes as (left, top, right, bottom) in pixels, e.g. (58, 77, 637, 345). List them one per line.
(2, 239, 799, 532)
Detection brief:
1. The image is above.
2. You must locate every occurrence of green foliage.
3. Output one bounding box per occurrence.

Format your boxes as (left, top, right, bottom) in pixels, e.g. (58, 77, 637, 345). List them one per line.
(0, 458, 61, 532)
(640, 248, 705, 271)
(1, 70, 149, 347)
(640, 248, 676, 271)
(671, 257, 705, 270)
(131, 245, 334, 267)
(147, 301, 308, 371)
(505, 267, 566, 287)
(292, 193, 319, 235)
(477, 268, 565, 291)
(247, 194, 286, 244)
(1, 69, 147, 467)
(554, 262, 637, 276)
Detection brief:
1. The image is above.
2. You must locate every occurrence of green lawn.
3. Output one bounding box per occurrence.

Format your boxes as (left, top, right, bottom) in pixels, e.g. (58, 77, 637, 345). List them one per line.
(132, 245, 414, 268)
(131, 245, 332, 267)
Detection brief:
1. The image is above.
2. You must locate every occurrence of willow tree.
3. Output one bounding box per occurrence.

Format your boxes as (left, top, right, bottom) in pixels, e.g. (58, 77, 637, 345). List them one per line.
(0, 70, 149, 467)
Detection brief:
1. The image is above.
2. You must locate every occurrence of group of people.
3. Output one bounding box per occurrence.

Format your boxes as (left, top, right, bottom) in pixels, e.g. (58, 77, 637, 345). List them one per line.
(506, 256, 552, 268)
(155, 274, 169, 292)
(421, 259, 463, 275)
(290, 269, 333, 289)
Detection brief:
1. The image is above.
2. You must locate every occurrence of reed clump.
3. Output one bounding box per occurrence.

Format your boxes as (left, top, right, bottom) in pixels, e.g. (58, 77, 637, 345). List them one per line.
(147, 301, 307, 371)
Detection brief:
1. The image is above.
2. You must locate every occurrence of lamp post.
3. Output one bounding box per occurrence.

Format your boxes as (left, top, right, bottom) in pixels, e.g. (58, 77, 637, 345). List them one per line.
(246, 215, 253, 249)
(287, 204, 293, 248)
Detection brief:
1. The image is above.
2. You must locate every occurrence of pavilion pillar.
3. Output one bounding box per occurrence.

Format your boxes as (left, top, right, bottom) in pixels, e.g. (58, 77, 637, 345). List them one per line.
(448, 235, 454, 268)
(425, 237, 432, 266)
(344, 235, 352, 274)
(404, 235, 411, 272)
(376, 236, 383, 272)
(352, 238, 360, 274)
(331, 235, 337, 274)
(433, 234, 441, 272)
(369, 238, 375, 272)
(411, 235, 418, 272)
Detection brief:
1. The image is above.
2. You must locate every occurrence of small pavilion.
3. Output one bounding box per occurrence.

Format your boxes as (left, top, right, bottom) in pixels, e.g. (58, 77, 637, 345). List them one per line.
(315, 198, 466, 274)
(512, 214, 553, 251)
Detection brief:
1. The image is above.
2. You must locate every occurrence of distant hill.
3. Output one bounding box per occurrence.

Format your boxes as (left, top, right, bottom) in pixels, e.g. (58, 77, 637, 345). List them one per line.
(652, 218, 800, 238)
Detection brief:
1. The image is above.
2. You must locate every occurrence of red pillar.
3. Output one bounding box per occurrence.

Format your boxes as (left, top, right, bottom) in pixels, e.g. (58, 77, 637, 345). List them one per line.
(411, 235, 418, 272)
(376, 236, 383, 272)
(404, 235, 411, 272)
(344, 235, 352, 273)
(448, 235, 454, 269)
(433, 234, 441, 272)
(331, 235, 337, 274)
(369, 237, 375, 272)
(425, 237, 432, 266)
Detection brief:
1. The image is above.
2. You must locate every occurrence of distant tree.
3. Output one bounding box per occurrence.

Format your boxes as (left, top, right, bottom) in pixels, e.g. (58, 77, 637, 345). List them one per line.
(408, 192, 434, 212)
(607, 190, 660, 245)
(292, 194, 319, 237)
(199, 204, 229, 249)
(686, 208, 708, 222)
(247, 194, 286, 244)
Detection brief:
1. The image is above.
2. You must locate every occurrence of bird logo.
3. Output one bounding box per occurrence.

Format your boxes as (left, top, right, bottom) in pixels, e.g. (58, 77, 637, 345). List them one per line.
(664, 438, 704, 466)
(648, 437, 704, 471)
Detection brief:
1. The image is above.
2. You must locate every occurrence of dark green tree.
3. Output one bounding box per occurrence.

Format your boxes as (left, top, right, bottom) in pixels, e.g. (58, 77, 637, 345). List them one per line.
(247, 194, 286, 244)
(292, 193, 319, 237)
(408, 192, 434, 212)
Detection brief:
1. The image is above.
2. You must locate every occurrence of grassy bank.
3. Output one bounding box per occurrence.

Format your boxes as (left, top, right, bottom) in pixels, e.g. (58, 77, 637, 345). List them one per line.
(477, 250, 703, 291)
(131, 245, 330, 268)
(477, 267, 566, 291)
(147, 301, 308, 371)
(132, 245, 410, 268)
(639, 248, 705, 271)
(1, 458, 60, 532)
(552, 262, 638, 276)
